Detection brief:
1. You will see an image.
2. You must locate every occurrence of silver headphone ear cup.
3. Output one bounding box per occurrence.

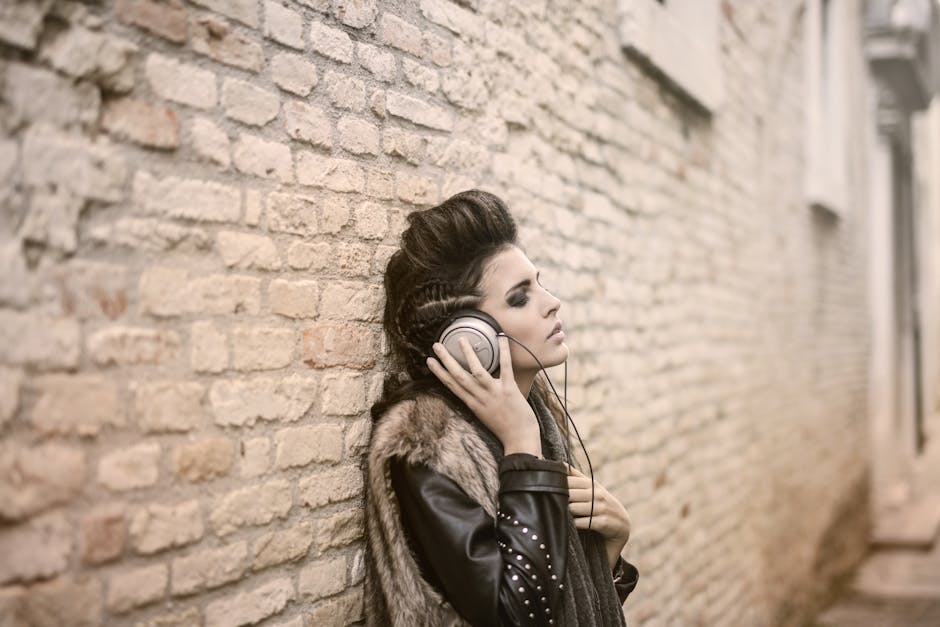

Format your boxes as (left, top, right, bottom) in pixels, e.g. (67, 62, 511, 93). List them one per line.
(439, 317, 500, 374)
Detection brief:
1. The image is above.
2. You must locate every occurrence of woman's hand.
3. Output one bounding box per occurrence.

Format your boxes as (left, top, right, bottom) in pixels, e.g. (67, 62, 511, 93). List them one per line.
(426, 335, 542, 456)
(566, 463, 632, 568)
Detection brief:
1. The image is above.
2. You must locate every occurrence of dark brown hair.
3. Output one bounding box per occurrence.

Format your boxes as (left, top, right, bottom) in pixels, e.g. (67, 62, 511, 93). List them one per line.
(370, 190, 517, 419)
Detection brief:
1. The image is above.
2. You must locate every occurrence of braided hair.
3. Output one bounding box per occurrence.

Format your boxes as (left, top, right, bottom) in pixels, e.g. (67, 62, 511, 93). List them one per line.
(371, 190, 518, 420)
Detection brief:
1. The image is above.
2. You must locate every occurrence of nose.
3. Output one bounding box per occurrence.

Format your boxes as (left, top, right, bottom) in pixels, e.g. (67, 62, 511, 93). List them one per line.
(544, 289, 561, 317)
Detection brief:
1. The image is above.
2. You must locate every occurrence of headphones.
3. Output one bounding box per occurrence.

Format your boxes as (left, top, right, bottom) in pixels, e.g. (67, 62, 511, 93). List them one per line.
(436, 309, 503, 375)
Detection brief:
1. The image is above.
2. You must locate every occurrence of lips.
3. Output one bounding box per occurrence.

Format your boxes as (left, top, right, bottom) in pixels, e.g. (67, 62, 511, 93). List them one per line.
(547, 321, 563, 339)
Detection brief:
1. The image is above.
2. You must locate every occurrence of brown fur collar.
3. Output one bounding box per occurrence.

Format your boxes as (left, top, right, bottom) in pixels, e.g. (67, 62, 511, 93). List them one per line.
(364, 394, 499, 626)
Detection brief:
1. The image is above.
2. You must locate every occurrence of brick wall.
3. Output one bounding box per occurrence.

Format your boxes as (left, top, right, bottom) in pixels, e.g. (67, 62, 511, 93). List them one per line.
(0, 1, 872, 625)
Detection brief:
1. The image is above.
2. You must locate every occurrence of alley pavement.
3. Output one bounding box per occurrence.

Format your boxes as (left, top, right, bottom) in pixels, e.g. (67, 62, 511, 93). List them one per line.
(813, 532, 940, 626)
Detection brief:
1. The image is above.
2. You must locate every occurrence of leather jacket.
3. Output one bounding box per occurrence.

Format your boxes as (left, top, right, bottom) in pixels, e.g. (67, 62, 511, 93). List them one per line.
(390, 452, 639, 626)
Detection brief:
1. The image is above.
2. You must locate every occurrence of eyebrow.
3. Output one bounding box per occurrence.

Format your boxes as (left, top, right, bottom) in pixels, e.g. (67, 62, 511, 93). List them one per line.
(504, 271, 539, 297)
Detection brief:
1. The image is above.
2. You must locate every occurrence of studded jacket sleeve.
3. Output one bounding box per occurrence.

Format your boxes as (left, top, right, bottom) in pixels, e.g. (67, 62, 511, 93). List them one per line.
(389, 452, 570, 626)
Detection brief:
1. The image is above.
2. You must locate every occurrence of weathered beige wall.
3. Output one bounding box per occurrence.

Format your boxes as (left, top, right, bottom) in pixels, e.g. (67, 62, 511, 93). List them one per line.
(0, 0, 873, 626)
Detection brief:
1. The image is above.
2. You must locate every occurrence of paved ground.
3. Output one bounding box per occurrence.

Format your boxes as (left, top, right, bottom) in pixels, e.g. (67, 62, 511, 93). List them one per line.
(812, 537, 940, 627)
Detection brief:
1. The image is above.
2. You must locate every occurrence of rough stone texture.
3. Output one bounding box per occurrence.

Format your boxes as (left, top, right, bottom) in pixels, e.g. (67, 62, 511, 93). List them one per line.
(240, 437, 271, 478)
(320, 370, 366, 416)
(232, 132, 293, 182)
(135, 381, 207, 433)
(309, 20, 353, 63)
(12, 575, 103, 627)
(298, 556, 346, 601)
(190, 0, 258, 28)
(222, 79, 280, 126)
(271, 52, 318, 96)
(174, 436, 234, 482)
(129, 500, 204, 555)
(273, 423, 344, 469)
(191, 320, 229, 373)
(191, 15, 265, 73)
(210, 375, 317, 426)
(106, 563, 167, 613)
(209, 479, 292, 536)
(204, 577, 295, 627)
(230, 326, 294, 370)
(302, 324, 375, 369)
(31, 374, 124, 436)
(81, 504, 126, 565)
(269, 278, 319, 318)
(116, 0, 188, 43)
(298, 466, 364, 508)
(305, 588, 364, 627)
(217, 231, 282, 270)
(0, 512, 72, 584)
(264, 1, 304, 49)
(251, 521, 314, 570)
(134, 170, 241, 222)
(170, 541, 247, 595)
(316, 509, 363, 551)
(0, 442, 86, 520)
(145, 53, 217, 109)
(88, 326, 180, 366)
(0, 367, 22, 428)
(98, 442, 161, 492)
(283, 101, 332, 148)
(102, 98, 179, 149)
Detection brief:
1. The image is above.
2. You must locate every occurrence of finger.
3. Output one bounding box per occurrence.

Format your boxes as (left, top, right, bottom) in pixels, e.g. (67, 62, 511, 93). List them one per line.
(458, 337, 491, 382)
(566, 475, 592, 490)
(431, 343, 479, 398)
(426, 356, 477, 405)
(569, 501, 602, 516)
(567, 487, 597, 502)
(497, 335, 513, 382)
(565, 463, 586, 477)
(572, 514, 606, 530)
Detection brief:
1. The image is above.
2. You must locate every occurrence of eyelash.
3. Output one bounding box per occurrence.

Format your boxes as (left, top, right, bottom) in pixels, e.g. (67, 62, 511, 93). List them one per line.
(508, 278, 548, 308)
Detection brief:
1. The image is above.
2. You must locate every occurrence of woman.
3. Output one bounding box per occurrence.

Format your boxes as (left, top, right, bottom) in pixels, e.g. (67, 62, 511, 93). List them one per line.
(365, 190, 638, 626)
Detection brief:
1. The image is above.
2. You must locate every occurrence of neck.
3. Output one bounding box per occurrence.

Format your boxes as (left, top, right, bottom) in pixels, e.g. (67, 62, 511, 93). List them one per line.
(515, 369, 538, 398)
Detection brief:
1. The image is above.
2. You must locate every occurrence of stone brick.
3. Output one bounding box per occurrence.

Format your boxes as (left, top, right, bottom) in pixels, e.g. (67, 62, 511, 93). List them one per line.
(92, 219, 210, 254)
(245, 189, 263, 225)
(356, 41, 396, 81)
(252, 521, 314, 570)
(240, 437, 271, 478)
(102, 97, 179, 149)
(134, 170, 241, 222)
(420, 0, 483, 39)
(319, 281, 382, 321)
(323, 70, 366, 112)
(298, 466, 363, 509)
(296, 152, 364, 193)
(0, 512, 71, 584)
(231, 326, 294, 371)
(302, 324, 374, 369)
(19, 187, 84, 253)
(382, 127, 425, 164)
(403, 58, 440, 93)
(190, 0, 259, 27)
(233, 133, 294, 182)
(170, 542, 246, 596)
(386, 91, 453, 131)
(270, 279, 318, 318)
(135, 381, 206, 433)
(367, 167, 394, 198)
(145, 53, 217, 109)
(269, 617, 304, 627)
(40, 26, 137, 92)
(306, 589, 363, 627)
(191, 117, 231, 168)
(425, 31, 452, 66)
(287, 241, 371, 275)
(222, 79, 280, 126)
(191, 15, 265, 72)
(31, 374, 123, 436)
(175, 437, 234, 482)
(337, 116, 380, 155)
(191, 321, 229, 373)
(271, 52, 318, 96)
(3, 62, 100, 129)
(320, 371, 366, 416)
(0, 368, 22, 427)
(274, 424, 343, 469)
(344, 417, 371, 457)
(209, 479, 292, 536)
(309, 20, 353, 63)
(283, 101, 332, 148)
(298, 556, 345, 600)
(187, 274, 262, 315)
(46, 259, 126, 321)
(370, 88, 386, 118)
(116, 0, 187, 43)
(264, 1, 304, 48)
(217, 231, 282, 270)
(379, 13, 422, 57)
(88, 326, 180, 366)
(82, 504, 126, 564)
(22, 124, 126, 202)
(107, 563, 167, 613)
(335, 0, 376, 28)
(17, 575, 103, 627)
(210, 375, 316, 426)
(353, 201, 389, 239)
(265, 192, 316, 236)
(98, 442, 161, 492)
(397, 171, 439, 205)
(139, 607, 202, 627)
(316, 509, 363, 550)
(0, 0, 53, 50)
(0, 443, 85, 520)
(299, 0, 331, 10)
(204, 577, 294, 627)
(130, 500, 203, 555)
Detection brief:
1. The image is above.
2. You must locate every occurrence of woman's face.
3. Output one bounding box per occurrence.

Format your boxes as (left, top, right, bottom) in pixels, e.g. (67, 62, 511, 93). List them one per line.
(477, 245, 568, 373)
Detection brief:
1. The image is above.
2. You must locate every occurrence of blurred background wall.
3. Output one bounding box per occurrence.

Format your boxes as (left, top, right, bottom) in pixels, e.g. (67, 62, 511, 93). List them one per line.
(0, 0, 938, 626)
